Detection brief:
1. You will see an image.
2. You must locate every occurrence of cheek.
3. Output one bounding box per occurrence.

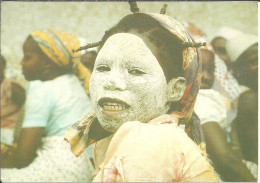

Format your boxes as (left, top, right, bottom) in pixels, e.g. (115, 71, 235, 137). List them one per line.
(89, 73, 105, 101)
(24, 58, 41, 71)
(129, 76, 166, 106)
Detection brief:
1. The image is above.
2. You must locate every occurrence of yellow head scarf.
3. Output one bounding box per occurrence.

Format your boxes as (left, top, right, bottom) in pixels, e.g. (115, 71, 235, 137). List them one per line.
(30, 28, 91, 92)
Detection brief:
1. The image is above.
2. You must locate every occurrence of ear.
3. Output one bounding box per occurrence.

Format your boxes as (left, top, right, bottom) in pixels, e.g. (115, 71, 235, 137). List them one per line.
(43, 60, 53, 69)
(167, 77, 187, 102)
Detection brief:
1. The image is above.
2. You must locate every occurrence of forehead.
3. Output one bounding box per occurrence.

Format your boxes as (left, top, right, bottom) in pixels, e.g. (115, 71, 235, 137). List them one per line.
(96, 33, 157, 64)
(23, 36, 41, 53)
(201, 49, 214, 65)
(212, 37, 226, 47)
(245, 44, 258, 54)
(240, 43, 258, 60)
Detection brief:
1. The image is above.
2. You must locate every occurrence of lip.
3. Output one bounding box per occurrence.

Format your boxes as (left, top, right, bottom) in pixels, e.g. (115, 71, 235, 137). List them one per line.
(98, 97, 130, 117)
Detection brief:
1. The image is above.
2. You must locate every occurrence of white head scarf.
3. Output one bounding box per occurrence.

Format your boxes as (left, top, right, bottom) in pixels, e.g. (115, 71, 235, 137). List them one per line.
(212, 27, 243, 41)
(226, 33, 258, 62)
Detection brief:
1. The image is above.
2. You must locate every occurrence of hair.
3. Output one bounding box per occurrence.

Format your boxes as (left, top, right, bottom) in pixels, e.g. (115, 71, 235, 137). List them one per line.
(236, 42, 258, 64)
(100, 13, 184, 82)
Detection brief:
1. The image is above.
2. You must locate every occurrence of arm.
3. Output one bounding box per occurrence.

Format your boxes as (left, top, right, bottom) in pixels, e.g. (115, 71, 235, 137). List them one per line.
(1, 127, 44, 168)
(11, 82, 26, 108)
(0, 82, 25, 118)
(202, 122, 255, 181)
(0, 103, 19, 118)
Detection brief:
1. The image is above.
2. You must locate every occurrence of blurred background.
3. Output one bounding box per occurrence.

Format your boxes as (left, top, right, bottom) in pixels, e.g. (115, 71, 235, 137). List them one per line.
(1, 1, 258, 86)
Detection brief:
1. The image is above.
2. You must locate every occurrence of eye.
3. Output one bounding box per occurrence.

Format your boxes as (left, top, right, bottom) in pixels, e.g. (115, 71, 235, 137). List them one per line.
(23, 55, 30, 61)
(128, 68, 146, 76)
(96, 65, 110, 72)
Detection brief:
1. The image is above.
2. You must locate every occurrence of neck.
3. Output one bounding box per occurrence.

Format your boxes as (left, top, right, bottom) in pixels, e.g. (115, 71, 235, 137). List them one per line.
(41, 68, 69, 81)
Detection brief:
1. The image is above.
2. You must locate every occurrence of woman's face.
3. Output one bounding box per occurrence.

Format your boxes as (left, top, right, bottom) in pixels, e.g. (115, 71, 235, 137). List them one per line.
(20, 37, 47, 81)
(90, 33, 170, 132)
(200, 49, 215, 89)
(211, 37, 230, 64)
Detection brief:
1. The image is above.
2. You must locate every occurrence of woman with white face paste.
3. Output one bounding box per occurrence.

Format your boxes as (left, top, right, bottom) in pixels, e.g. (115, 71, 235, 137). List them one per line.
(65, 9, 218, 182)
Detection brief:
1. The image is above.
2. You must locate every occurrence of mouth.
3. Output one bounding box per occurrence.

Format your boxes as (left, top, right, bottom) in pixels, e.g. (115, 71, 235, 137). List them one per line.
(98, 97, 130, 114)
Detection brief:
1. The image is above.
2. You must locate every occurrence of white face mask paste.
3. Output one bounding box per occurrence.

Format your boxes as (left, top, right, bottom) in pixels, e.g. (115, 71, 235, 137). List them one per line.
(90, 33, 170, 132)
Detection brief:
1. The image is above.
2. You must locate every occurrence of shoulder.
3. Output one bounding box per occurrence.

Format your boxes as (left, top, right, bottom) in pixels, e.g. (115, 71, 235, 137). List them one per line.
(195, 89, 227, 125)
(113, 121, 193, 149)
(196, 89, 226, 111)
(46, 74, 86, 94)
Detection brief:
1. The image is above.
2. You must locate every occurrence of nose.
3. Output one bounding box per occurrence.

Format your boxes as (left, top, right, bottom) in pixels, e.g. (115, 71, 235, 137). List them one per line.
(104, 71, 127, 91)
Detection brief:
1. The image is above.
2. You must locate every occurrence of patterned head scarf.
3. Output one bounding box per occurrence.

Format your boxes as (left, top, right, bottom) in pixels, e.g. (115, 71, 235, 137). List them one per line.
(144, 14, 203, 144)
(30, 29, 91, 92)
(65, 12, 205, 157)
(143, 14, 201, 125)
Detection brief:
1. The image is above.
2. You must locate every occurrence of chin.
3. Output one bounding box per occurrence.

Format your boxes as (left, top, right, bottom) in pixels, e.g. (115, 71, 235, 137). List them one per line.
(98, 119, 123, 133)
(23, 75, 33, 81)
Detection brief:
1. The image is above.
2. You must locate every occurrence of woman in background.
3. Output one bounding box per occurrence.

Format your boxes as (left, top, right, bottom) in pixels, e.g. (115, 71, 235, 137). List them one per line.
(1, 54, 26, 152)
(1, 29, 93, 182)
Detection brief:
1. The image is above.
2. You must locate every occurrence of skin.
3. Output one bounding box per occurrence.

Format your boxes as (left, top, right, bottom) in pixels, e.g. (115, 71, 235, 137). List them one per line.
(20, 36, 67, 81)
(1, 128, 44, 168)
(200, 49, 215, 89)
(202, 122, 256, 181)
(0, 55, 5, 83)
(200, 47, 256, 181)
(211, 37, 231, 66)
(81, 51, 97, 72)
(233, 44, 258, 91)
(0, 54, 25, 120)
(90, 33, 172, 132)
(233, 90, 258, 164)
(1, 83, 26, 118)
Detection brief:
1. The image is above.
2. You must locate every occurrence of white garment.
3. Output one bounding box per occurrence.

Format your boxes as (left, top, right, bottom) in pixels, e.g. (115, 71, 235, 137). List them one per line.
(1, 137, 93, 182)
(240, 85, 250, 94)
(0, 128, 14, 146)
(22, 74, 92, 137)
(194, 89, 227, 130)
(242, 160, 258, 179)
(226, 33, 258, 62)
(212, 27, 242, 41)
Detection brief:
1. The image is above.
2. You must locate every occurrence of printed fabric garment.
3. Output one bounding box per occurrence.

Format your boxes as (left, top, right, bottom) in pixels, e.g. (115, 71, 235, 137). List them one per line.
(92, 120, 218, 182)
(22, 74, 92, 137)
(1, 136, 93, 182)
(212, 56, 240, 132)
(64, 113, 217, 182)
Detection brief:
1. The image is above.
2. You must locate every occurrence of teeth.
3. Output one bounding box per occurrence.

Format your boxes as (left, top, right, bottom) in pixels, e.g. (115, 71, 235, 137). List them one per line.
(103, 102, 126, 111)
